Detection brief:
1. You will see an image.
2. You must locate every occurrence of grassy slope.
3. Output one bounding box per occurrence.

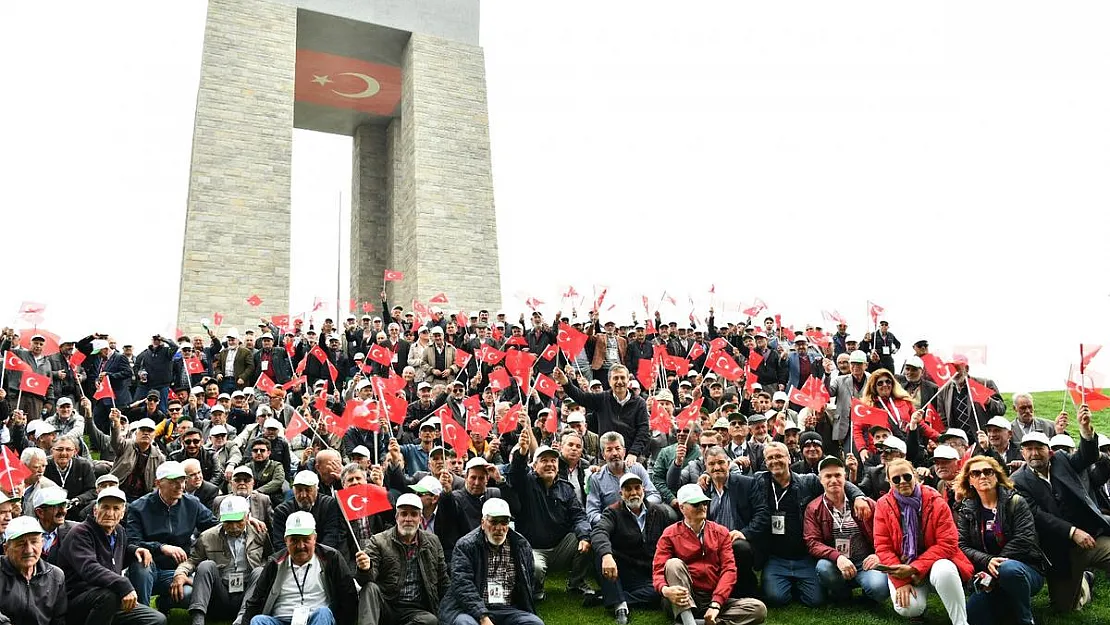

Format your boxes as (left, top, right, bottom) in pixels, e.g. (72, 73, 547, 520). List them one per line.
(168, 390, 1110, 624)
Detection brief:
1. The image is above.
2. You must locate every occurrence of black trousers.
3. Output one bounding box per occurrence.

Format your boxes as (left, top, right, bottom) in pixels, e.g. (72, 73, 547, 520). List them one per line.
(67, 588, 166, 625)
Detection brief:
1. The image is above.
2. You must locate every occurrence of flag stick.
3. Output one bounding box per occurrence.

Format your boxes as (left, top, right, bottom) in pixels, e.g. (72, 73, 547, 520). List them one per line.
(1079, 345, 1087, 406)
(339, 507, 362, 552)
(0, 350, 7, 389)
(16, 387, 23, 412)
(1063, 364, 1073, 413)
(967, 378, 982, 434)
(2, 451, 14, 495)
(374, 431, 379, 466)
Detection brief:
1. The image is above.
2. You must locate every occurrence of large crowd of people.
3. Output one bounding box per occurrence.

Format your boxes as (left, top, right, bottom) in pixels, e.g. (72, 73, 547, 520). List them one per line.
(0, 303, 1107, 625)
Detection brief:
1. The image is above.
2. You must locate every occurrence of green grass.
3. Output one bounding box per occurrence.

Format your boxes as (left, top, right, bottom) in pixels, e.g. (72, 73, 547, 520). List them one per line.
(158, 390, 1110, 624)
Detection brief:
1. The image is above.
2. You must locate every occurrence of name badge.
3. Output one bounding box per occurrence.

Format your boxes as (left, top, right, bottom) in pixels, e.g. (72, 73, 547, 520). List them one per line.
(261, 361, 269, 371)
(228, 572, 244, 593)
(391, 353, 398, 363)
(291, 606, 311, 625)
(488, 581, 507, 604)
(985, 520, 995, 533)
(835, 538, 851, 555)
(771, 514, 786, 535)
(882, 347, 891, 355)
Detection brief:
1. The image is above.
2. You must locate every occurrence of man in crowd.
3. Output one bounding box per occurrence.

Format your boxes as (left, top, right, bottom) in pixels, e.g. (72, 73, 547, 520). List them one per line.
(652, 484, 768, 625)
(586, 432, 661, 524)
(1010, 392, 1065, 441)
(169, 427, 217, 482)
(361, 493, 450, 625)
(182, 457, 219, 510)
(1012, 405, 1110, 613)
(110, 409, 166, 502)
(935, 355, 1005, 443)
(171, 495, 271, 625)
(214, 465, 275, 531)
(215, 331, 254, 394)
(554, 365, 651, 466)
(45, 435, 96, 514)
(592, 472, 671, 624)
(31, 486, 77, 564)
(242, 511, 361, 625)
(0, 515, 69, 625)
(57, 486, 164, 625)
(438, 498, 543, 625)
(436, 456, 502, 560)
(507, 427, 591, 601)
(271, 471, 342, 552)
(245, 437, 286, 508)
(124, 460, 218, 612)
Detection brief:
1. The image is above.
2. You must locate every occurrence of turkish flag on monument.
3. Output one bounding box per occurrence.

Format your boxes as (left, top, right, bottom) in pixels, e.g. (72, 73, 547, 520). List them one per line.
(296, 49, 402, 116)
(337, 484, 392, 521)
(19, 371, 49, 397)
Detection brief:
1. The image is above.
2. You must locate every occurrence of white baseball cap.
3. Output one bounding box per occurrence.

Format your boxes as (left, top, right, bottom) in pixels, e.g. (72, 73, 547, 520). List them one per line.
(209, 425, 228, 436)
(350, 445, 371, 458)
(33, 487, 68, 509)
(533, 445, 559, 459)
(263, 418, 283, 430)
(985, 416, 1011, 430)
(156, 461, 186, 480)
(938, 428, 969, 444)
(4, 516, 44, 542)
(1049, 434, 1076, 449)
(932, 445, 960, 461)
(481, 497, 512, 518)
(292, 471, 319, 487)
(772, 391, 788, 403)
(219, 495, 250, 522)
(848, 350, 868, 364)
(1021, 431, 1051, 447)
(676, 483, 711, 505)
(97, 487, 127, 503)
(411, 475, 443, 495)
(464, 457, 490, 472)
(879, 437, 907, 455)
(396, 493, 423, 510)
(284, 511, 316, 536)
(91, 339, 110, 352)
(618, 473, 643, 488)
(134, 418, 157, 431)
(567, 414, 586, 424)
(904, 355, 925, 369)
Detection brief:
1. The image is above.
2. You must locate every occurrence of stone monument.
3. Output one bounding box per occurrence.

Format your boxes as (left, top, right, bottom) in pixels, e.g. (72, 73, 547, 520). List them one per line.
(177, 0, 501, 331)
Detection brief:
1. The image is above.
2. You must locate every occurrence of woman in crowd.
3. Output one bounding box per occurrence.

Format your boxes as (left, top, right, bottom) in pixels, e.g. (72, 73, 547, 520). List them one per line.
(874, 458, 973, 624)
(955, 455, 1046, 625)
(856, 369, 937, 462)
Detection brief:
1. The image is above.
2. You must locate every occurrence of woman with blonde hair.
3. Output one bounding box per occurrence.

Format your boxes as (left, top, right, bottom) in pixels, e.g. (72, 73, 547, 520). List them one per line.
(955, 455, 1046, 625)
(855, 369, 939, 462)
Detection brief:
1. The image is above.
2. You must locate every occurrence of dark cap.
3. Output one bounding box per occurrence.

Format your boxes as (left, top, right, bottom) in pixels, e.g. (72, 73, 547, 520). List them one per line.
(817, 455, 844, 471)
(800, 431, 824, 448)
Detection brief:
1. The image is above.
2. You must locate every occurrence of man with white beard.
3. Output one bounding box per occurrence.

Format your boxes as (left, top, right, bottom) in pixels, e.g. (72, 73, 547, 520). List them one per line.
(438, 498, 543, 625)
(360, 493, 450, 625)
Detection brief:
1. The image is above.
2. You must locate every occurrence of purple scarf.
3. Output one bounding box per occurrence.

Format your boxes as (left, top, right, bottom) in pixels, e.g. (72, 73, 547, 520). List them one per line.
(893, 485, 923, 562)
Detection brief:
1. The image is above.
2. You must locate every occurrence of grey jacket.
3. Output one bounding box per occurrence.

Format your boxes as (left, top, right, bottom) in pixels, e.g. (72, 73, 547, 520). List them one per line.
(174, 523, 271, 578)
(828, 371, 870, 443)
(108, 420, 166, 486)
(0, 557, 67, 625)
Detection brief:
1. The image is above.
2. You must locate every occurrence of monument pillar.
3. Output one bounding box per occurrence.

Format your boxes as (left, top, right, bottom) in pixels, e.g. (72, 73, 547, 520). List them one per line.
(350, 125, 391, 311)
(177, 0, 296, 333)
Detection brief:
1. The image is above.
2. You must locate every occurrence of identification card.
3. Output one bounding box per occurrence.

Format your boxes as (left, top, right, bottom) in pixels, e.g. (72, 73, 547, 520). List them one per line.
(228, 572, 244, 593)
(488, 581, 507, 604)
(391, 353, 398, 363)
(291, 606, 311, 625)
(984, 519, 995, 533)
(835, 538, 850, 555)
(882, 347, 891, 355)
(771, 514, 785, 535)
(261, 361, 269, 371)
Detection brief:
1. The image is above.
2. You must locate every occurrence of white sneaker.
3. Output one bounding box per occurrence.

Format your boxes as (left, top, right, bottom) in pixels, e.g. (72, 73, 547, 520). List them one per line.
(1078, 575, 1092, 609)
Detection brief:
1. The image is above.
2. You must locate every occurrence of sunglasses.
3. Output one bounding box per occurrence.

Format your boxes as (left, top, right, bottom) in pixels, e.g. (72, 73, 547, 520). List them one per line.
(687, 501, 709, 509)
(488, 517, 511, 527)
(875, 380, 893, 387)
(168, 407, 182, 412)
(890, 473, 914, 485)
(252, 449, 268, 454)
(183, 439, 201, 446)
(969, 467, 996, 479)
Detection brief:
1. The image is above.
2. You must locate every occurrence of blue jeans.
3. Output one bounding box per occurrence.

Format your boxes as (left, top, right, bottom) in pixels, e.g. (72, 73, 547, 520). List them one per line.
(815, 559, 889, 603)
(763, 555, 824, 607)
(967, 560, 1044, 625)
(127, 564, 190, 610)
(251, 607, 335, 625)
(453, 605, 543, 625)
(596, 560, 660, 608)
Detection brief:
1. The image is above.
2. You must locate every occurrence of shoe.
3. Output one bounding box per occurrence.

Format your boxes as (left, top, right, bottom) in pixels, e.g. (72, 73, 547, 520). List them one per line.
(614, 607, 629, 625)
(567, 583, 595, 595)
(582, 591, 604, 608)
(534, 590, 546, 602)
(1079, 575, 1092, 609)
(1085, 570, 1096, 599)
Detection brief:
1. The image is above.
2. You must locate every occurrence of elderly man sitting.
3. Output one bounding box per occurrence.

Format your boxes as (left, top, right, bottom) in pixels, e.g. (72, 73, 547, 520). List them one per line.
(0, 516, 68, 625)
(124, 460, 218, 612)
(172, 496, 272, 625)
(29, 486, 77, 564)
(57, 486, 164, 625)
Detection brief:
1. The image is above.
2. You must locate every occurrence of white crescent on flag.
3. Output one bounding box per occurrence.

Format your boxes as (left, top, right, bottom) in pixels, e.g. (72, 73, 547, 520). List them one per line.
(26, 377, 40, 389)
(347, 494, 366, 512)
(852, 404, 868, 419)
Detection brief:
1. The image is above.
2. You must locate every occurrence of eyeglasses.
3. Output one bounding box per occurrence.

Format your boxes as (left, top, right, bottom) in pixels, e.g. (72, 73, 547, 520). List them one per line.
(890, 473, 914, 485)
(183, 439, 201, 446)
(168, 407, 182, 413)
(686, 501, 709, 509)
(969, 467, 996, 479)
(487, 517, 511, 526)
(700, 443, 715, 449)
(875, 380, 894, 387)
(252, 449, 268, 454)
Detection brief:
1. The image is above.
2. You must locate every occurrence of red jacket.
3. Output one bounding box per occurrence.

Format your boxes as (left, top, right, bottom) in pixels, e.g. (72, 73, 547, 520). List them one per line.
(652, 520, 736, 605)
(873, 484, 973, 588)
(804, 495, 876, 563)
(853, 397, 938, 453)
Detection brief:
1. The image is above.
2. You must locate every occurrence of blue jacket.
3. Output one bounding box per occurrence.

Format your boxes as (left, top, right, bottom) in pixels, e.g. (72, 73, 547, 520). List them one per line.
(124, 491, 217, 570)
(439, 527, 536, 625)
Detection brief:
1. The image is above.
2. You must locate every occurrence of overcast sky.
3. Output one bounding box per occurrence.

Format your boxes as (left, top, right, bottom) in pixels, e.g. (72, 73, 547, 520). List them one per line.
(1, 1, 1108, 393)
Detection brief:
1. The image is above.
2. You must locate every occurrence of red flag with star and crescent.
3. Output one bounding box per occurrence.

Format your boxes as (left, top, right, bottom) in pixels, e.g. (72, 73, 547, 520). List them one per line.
(383, 269, 404, 282)
(441, 414, 470, 454)
(557, 325, 589, 359)
(535, 373, 559, 398)
(367, 344, 393, 367)
(93, 376, 115, 401)
(540, 344, 558, 362)
(488, 368, 511, 392)
(3, 352, 30, 373)
(296, 49, 403, 117)
(19, 371, 49, 397)
(337, 484, 392, 521)
(498, 403, 523, 435)
(636, 358, 657, 390)
(254, 374, 277, 395)
(455, 349, 473, 370)
(478, 344, 506, 366)
(850, 399, 889, 429)
(706, 351, 744, 381)
(185, 357, 205, 376)
(0, 447, 31, 495)
(966, 378, 996, 406)
(675, 398, 703, 430)
(920, 354, 955, 385)
(284, 410, 311, 441)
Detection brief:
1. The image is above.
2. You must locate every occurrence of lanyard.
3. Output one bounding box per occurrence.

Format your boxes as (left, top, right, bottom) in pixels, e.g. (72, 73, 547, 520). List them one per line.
(771, 481, 790, 511)
(878, 397, 903, 429)
(291, 562, 311, 604)
(823, 497, 846, 533)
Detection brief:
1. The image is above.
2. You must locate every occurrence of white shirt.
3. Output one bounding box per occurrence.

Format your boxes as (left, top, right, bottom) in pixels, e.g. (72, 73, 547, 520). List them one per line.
(224, 349, 237, 377)
(272, 555, 327, 618)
